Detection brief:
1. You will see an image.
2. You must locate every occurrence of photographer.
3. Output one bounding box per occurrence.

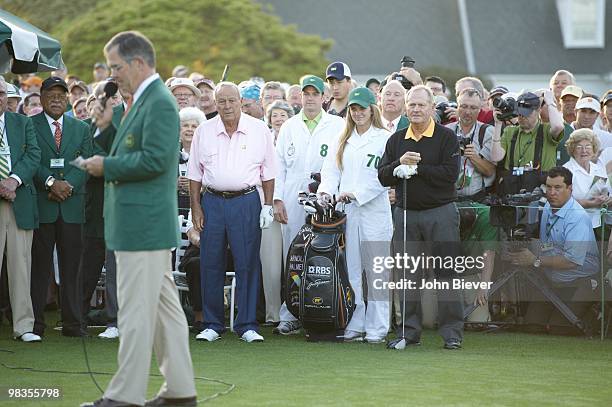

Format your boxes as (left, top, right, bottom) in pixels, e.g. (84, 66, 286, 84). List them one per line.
(446, 88, 496, 202)
(507, 167, 598, 333)
(491, 90, 564, 195)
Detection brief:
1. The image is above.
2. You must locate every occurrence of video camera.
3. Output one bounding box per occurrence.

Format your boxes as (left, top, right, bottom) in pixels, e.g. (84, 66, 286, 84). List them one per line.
(492, 94, 518, 121)
(487, 187, 545, 229)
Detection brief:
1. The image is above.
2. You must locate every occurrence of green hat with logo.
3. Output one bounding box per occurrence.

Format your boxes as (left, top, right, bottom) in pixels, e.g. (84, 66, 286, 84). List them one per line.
(300, 75, 325, 94)
(348, 87, 376, 108)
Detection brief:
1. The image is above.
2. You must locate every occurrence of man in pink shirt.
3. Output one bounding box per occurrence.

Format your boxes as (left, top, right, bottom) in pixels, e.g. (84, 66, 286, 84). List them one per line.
(187, 82, 276, 343)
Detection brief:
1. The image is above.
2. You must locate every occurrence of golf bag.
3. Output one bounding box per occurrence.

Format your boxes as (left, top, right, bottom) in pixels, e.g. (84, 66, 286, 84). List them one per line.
(283, 222, 313, 319)
(300, 212, 355, 336)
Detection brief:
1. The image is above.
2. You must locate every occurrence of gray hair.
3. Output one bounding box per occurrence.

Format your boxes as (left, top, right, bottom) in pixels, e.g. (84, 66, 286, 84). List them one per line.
(286, 84, 301, 99)
(262, 81, 283, 97)
(266, 100, 294, 123)
(179, 106, 206, 125)
(214, 81, 240, 100)
(104, 31, 156, 68)
(550, 70, 576, 87)
(381, 80, 406, 95)
(455, 76, 485, 98)
(405, 84, 435, 104)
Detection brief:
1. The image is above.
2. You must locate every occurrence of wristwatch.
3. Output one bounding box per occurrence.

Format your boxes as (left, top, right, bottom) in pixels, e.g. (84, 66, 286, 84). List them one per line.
(45, 177, 55, 190)
(533, 258, 541, 268)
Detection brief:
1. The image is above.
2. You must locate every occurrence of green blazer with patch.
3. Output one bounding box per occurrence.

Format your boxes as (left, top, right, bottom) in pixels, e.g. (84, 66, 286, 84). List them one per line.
(3, 112, 41, 230)
(397, 115, 409, 132)
(99, 78, 180, 251)
(84, 105, 125, 238)
(32, 112, 92, 224)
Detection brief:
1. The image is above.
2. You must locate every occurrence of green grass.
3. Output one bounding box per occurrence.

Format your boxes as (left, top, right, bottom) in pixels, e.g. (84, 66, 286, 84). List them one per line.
(1, 314, 611, 406)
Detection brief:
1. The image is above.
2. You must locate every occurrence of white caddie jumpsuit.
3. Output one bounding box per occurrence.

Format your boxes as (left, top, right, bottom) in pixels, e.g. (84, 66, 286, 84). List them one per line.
(274, 110, 346, 322)
(319, 125, 393, 339)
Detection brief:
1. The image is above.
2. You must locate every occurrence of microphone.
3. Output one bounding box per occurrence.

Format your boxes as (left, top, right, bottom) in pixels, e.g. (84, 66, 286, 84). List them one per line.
(93, 81, 118, 126)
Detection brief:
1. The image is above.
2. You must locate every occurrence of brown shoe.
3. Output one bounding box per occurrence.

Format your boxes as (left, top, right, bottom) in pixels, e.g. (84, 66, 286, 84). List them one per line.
(144, 395, 197, 407)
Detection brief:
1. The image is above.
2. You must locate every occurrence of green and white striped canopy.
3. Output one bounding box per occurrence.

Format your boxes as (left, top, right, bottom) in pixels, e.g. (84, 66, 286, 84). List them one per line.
(0, 9, 64, 74)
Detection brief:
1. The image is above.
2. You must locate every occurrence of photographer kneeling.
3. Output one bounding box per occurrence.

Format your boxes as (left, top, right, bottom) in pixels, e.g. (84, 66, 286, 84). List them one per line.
(491, 90, 564, 194)
(506, 167, 599, 334)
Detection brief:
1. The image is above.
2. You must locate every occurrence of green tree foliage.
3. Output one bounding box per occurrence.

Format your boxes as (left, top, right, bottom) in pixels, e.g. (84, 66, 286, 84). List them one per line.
(3, 0, 332, 83)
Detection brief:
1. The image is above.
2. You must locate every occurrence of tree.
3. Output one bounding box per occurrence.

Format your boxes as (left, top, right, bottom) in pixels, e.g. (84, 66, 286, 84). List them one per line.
(26, 0, 332, 83)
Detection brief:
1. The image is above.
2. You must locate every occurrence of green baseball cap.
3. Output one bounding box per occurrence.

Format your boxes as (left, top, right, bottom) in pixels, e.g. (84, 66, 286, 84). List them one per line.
(300, 75, 324, 94)
(348, 87, 376, 108)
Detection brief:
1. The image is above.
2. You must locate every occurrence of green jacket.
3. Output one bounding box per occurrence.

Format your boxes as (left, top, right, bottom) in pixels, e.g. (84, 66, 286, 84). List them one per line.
(3, 112, 41, 230)
(84, 106, 124, 238)
(32, 112, 92, 224)
(397, 115, 409, 132)
(99, 78, 180, 251)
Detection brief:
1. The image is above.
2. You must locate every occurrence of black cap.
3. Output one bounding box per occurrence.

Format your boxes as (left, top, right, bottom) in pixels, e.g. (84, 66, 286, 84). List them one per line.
(41, 76, 68, 93)
(489, 86, 509, 98)
(516, 91, 540, 116)
(365, 78, 380, 88)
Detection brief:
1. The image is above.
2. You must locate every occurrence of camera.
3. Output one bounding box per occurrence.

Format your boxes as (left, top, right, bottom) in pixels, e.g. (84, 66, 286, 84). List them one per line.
(400, 56, 415, 68)
(493, 94, 518, 121)
(487, 187, 545, 229)
(458, 135, 472, 154)
(435, 101, 457, 123)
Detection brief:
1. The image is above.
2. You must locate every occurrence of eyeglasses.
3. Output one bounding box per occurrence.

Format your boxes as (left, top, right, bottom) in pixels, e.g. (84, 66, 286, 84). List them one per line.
(44, 94, 67, 101)
(575, 145, 593, 151)
(173, 93, 194, 99)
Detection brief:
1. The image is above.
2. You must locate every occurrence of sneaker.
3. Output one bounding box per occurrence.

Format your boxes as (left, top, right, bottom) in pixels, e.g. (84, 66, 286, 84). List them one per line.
(272, 320, 301, 335)
(15, 332, 42, 343)
(343, 330, 363, 342)
(241, 330, 264, 343)
(98, 327, 119, 339)
(196, 328, 220, 342)
(364, 336, 386, 344)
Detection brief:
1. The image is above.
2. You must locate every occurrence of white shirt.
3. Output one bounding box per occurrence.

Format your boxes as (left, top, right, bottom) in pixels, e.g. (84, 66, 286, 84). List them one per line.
(0, 112, 22, 185)
(45, 112, 63, 136)
(132, 73, 160, 104)
(563, 157, 608, 228)
(383, 116, 401, 133)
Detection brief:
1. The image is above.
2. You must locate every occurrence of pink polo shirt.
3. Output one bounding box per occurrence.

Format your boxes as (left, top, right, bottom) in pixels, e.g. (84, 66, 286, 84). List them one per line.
(186, 114, 277, 192)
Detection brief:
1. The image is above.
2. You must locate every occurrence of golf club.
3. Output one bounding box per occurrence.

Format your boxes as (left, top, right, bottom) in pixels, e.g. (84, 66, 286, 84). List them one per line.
(388, 178, 408, 350)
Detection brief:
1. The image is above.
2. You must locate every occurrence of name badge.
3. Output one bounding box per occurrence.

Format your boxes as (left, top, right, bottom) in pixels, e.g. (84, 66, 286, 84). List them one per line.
(50, 158, 65, 169)
(0, 146, 9, 155)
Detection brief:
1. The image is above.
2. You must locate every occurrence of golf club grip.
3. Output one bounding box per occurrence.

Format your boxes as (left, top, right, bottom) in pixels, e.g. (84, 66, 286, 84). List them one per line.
(221, 65, 230, 82)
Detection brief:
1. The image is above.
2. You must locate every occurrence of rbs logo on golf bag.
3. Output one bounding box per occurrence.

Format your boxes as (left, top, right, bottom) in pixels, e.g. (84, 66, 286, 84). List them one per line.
(308, 265, 331, 275)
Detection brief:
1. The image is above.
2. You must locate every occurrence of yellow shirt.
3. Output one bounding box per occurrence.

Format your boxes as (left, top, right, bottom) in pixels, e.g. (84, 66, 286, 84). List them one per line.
(302, 110, 322, 134)
(405, 118, 435, 141)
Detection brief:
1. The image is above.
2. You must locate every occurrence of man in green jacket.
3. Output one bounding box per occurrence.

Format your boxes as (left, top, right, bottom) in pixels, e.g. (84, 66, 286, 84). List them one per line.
(30, 77, 92, 338)
(0, 78, 41, 343)
(81, 31, 196, 407)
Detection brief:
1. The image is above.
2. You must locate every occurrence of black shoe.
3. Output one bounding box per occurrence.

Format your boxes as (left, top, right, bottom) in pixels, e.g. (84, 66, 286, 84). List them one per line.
(190, 321, 204, 334)
(144, 395, 197, 406)
(444, 338, 462, 350)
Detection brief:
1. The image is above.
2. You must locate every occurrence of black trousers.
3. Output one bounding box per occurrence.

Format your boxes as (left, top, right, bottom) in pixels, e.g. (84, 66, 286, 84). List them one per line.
(79, 236, 106, 328)
(31, 218, 83, 335)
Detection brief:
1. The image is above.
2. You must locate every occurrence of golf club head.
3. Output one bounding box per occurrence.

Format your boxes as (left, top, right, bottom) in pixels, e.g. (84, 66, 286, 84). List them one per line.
(298, 191, 308, 198)
(303, 205, 317, 214)
(387, 337, 406, 350)
(297, 197, 307, 205)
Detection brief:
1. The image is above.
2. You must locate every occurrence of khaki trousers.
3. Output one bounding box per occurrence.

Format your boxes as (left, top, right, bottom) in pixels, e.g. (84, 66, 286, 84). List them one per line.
(0, 200, 34, 337)
(104, 250, 196, 405)
(260, 220, 282, 322)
